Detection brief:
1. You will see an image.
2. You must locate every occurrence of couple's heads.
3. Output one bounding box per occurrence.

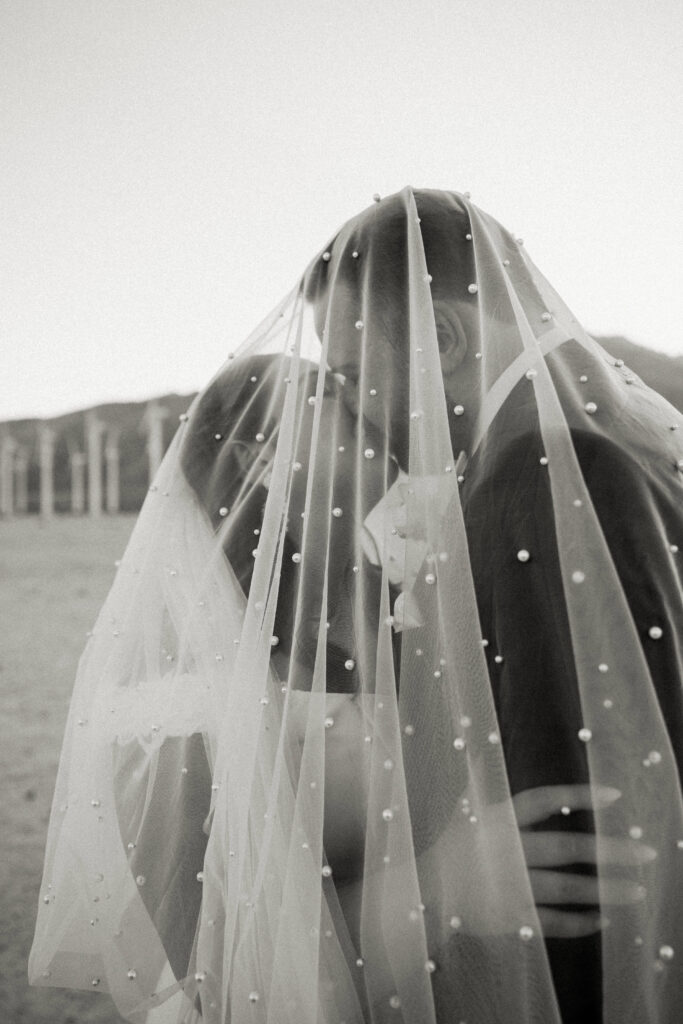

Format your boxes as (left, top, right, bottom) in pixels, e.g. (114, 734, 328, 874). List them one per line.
(185, 189, 531, 487)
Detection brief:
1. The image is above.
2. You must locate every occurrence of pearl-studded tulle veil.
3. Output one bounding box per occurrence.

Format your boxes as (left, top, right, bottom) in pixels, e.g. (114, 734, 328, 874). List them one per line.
(30, 188, 683, 1022)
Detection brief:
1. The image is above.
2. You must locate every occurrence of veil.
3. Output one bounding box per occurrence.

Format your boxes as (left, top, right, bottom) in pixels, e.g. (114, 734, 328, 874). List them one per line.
(29, 188, 683, 1023)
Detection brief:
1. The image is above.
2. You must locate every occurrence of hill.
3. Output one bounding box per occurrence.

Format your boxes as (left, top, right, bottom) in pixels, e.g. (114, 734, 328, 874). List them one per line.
(595, 336, 683, 413)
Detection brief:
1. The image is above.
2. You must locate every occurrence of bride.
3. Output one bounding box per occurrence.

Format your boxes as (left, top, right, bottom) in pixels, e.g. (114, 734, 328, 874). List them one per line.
(30, 188, 683, 1023)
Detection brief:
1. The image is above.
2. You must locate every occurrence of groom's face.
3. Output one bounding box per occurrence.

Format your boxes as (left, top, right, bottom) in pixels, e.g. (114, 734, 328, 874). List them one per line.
(319, 276, 482, 460)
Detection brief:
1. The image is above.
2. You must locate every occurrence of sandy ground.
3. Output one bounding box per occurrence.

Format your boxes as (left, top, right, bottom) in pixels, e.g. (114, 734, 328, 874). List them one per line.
(0, 515, 136, 1024)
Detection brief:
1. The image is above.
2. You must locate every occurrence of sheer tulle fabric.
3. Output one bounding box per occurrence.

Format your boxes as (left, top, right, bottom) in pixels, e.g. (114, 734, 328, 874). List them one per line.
(30, 189, 683, 1022)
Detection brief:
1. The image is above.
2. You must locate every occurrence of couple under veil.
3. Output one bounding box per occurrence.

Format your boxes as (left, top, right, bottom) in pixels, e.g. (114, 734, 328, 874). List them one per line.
(30, 188, 683, 1023)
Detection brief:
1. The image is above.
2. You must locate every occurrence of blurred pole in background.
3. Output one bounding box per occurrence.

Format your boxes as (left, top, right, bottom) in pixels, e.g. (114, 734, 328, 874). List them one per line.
(14, 446, 28, 514)
(69, 449, 86, 515)
(144, 400, 168, 487)
(38, 424, 55, 519)
(86, 411, 105, 517)
(105, 427, 120, 514)
(1, 433, 17, 517)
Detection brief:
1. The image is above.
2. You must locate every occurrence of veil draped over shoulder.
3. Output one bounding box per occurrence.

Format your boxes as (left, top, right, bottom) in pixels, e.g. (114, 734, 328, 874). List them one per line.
(30, 189, 683, 1023)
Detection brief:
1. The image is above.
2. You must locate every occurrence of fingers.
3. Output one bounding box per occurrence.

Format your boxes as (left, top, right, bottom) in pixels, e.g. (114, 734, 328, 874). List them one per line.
(528, 869, 646, 907)
(536, 906, 609, 939)
(512, 784, 621, 827)
(521, 830, 658, 868)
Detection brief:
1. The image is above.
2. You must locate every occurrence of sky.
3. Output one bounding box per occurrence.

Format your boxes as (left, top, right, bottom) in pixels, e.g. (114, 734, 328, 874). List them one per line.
(2, 0, 682, 421)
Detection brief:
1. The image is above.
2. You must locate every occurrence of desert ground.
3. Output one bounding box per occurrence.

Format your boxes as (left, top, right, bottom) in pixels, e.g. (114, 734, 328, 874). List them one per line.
(1, 515, 135, 1023)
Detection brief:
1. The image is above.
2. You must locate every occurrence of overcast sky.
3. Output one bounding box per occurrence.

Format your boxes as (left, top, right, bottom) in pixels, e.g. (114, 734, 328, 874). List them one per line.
(2, 0, 682, 420)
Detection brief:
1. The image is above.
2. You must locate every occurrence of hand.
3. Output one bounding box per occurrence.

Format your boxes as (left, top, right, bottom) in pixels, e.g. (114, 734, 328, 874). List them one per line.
(513, 784, 656, 938)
